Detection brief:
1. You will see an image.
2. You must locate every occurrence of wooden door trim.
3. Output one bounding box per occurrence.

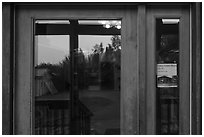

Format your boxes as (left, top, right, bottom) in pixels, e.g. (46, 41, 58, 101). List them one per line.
(2, 2, 15, 135)
(179, 6, 190, 134)
(191, 2, 202, 135)
(120, 7, 139, 135)
(138, 4, 146, 135)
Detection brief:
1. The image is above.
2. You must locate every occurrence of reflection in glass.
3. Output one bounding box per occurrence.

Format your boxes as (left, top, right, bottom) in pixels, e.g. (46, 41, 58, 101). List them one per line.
(78, 35, 121, 134)
(156, 19, 179, 134)
(35, 20, 70, 24)
(34, 20, 121, 135)
(79, 20, 121, 29)
(34, 35, 71, 135)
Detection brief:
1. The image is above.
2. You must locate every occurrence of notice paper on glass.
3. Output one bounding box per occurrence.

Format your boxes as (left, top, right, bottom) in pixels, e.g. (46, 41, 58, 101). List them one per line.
(157, 63, 178, 88)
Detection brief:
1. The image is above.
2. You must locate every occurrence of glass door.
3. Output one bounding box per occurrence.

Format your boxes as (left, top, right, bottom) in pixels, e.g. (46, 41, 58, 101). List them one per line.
(14, 4, 137, 135)
(34, 19, 121, 135)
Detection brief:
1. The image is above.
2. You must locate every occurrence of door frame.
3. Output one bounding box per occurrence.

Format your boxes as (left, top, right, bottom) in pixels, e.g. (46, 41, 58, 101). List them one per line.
(2, 2, 202, 135)
(191, 2, 202, 135)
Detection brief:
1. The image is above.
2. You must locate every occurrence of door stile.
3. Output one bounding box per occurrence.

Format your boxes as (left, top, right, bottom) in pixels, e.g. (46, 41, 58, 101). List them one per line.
(179, 6, 190, 134)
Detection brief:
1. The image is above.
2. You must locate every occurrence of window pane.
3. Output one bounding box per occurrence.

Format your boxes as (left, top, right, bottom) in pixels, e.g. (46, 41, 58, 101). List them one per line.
(78, 35, 121, 135)
(34, 19, 121, 135)
(34, 35, 70, 135)
(156, 19, 179, 134)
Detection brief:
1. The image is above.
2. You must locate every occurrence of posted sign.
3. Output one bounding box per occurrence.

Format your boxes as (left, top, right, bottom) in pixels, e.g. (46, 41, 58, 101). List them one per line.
(157, 64, 177, 78)
(157, 64, 178, 88)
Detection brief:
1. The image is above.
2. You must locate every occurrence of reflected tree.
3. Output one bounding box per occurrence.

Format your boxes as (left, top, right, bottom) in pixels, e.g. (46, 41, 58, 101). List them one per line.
(36, 35, 121, 92)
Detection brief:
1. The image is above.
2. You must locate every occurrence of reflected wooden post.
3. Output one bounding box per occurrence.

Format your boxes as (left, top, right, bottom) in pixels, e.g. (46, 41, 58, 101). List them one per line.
(70, 20, 80, 134)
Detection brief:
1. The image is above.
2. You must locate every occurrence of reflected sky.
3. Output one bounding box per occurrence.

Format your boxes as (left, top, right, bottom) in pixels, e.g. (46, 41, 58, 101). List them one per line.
(35, 35, 69, 65)
(79, 35, 112, 56)
(36, 35, 112, 65)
